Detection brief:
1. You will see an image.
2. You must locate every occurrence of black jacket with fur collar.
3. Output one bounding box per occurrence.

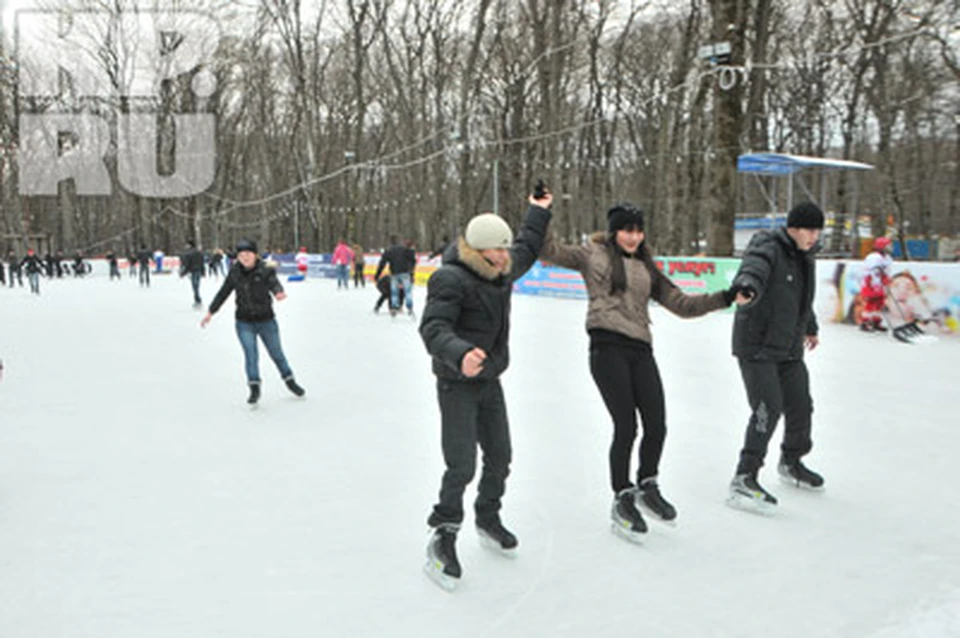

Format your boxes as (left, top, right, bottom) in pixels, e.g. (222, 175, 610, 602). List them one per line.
(419, 204, 552, 381)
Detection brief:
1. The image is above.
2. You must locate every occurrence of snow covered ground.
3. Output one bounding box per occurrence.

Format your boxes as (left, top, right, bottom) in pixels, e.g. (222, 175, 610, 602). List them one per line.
(1, 273, 958, 638)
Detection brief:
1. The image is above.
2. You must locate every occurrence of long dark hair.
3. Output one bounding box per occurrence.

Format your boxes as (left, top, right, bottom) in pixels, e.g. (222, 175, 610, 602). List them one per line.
(605, 232, 676, 298)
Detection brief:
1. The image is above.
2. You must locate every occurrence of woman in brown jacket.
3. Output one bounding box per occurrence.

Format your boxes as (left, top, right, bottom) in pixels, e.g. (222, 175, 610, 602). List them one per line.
(542, 203, 746, 543)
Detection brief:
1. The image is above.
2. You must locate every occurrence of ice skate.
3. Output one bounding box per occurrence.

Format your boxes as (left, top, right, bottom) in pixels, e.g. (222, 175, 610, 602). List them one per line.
(476, 517, 518, 557)
(246, 382, 261, 406)
(636, 478, 677, 525)
(423, 524, 461, 591)
(284, 377, 306, 398)
(778, 458, 825, 491)
(611, 488, 647, 543)
(727, 472, 777, 515)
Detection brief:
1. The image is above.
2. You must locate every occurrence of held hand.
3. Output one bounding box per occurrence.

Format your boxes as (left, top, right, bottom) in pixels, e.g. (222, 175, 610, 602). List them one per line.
(734, 290, 754, 306)
(275, 291, 288, 301)
(805, 335, 820, 351)
(200, 313, 212, 328)
(461, 347, 487, 378)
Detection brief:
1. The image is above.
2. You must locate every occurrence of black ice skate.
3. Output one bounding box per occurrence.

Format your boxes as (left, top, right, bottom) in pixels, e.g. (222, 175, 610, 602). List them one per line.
(636, 478, 677, 525)
(284, 377, 306, 397)
(611, 488, 647, 543)
(247, 382, 261, 406)
(476, 516, 518, 557)
(423, 524, 461, 591)
(727, 472, 777, 515)
(778, 458, 825, 491)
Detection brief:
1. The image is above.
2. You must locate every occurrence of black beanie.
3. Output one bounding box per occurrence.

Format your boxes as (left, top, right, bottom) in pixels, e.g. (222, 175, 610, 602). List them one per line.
(235, 238, 258, 253)
(607, 203, 645, 233)
(786, 202, 825, 229)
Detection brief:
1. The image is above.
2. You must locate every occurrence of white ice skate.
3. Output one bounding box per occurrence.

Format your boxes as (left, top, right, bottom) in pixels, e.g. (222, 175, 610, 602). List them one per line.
(726, 473, 777, 516)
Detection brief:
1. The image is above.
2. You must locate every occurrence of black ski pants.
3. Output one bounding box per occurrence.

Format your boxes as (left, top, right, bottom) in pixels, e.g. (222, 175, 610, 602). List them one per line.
(428, 378, 511, 527)
(589, 341, 666, 493)
(735, 358, 813, 475)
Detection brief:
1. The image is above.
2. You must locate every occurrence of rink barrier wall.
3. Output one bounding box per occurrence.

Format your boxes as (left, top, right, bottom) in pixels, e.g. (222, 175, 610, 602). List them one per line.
(77, 254, 959, 334)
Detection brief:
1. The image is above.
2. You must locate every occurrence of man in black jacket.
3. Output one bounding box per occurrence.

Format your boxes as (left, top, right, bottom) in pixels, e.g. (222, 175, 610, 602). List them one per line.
(418, 191, 552, 589)
(180, 241, 205, 307)
(727, 202, 826, 514)
(374, 236, 417, 316)
(201, 239, 305, 405)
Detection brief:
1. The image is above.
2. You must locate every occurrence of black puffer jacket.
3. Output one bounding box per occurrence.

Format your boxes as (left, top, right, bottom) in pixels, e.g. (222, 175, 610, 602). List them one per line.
(375, 244, 416, 278)
(732, 227, 818, 361)
(208, 260, 284, 322)
(180, 247, 205, 274)
(419, 204, 551, 381)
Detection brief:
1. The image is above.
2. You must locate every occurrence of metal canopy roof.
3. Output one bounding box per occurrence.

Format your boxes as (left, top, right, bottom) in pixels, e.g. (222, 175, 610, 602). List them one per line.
(738, 153, 874, 176)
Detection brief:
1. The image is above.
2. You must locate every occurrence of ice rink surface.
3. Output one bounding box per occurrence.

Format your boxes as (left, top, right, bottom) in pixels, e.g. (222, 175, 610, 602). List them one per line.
(1, 273, 958, 638)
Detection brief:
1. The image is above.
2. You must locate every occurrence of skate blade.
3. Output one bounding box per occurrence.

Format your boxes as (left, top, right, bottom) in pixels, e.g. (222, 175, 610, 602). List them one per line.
(725, 492, 776, 516)
(610, 522, 645, 544)
(477, 531, 518, 558)
(778, 475, 825, 492)
(422, 562, 458, 592)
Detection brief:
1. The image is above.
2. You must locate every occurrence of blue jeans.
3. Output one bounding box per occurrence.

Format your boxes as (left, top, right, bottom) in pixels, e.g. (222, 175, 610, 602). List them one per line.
(190, 271, 202, 304)
(391, 272, 413, 310)
(336, 264, 349, 288)
(235, 319, 293, 384)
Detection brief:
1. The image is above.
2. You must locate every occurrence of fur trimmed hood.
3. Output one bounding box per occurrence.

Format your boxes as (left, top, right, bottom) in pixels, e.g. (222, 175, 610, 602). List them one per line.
(454, 236, 512, 281)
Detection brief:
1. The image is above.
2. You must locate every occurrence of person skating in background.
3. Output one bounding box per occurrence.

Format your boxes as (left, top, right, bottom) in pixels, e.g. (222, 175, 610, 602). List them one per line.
(294, 247, 309, 278)
(859, 236, 894, 332)
(541, 203, 745, 541)
(72, 251, 86, 277)
(727, 202, 826, 515)
(107, 251, 121, 280)
(373, 274, 405, 313)
(20, 249, 45, 295)
(418, 189, 552, 590)
(332, 239, 354, 290)
(127, 252, 138, 278)
(201, 239, 305, 405)
(352, 243, 365, 288)
(136, 244, 152, 287)
(208, 249, 225, 278)
(374, 235, 417, 317)
(55, 249, 66, 278)
(180, 240, 206, 308)
(7, 250, 23, 288)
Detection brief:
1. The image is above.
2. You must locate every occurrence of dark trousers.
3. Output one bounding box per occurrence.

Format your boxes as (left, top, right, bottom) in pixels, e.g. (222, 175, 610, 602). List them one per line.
(190, 271, 202, 304)
(428, 378, 511, 527)
(736, 359, 813, 474)
(589, 342, 666, 493)
(109, 264, 121, 280)
(139, 264, 150, 287)
(353, 263, 364, 287)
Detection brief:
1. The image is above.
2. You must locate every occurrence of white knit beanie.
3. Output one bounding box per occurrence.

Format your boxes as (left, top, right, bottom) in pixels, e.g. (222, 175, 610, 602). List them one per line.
(465, 213, 513, 250)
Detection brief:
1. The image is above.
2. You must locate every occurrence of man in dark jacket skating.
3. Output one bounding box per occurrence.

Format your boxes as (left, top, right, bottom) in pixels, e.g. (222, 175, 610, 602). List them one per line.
(180, 241, 206, 308)
(727, 202, 826, 515)
(374, 236, 417, 316)
(201, 239, 305, 405)
(418, 190, 552, 589)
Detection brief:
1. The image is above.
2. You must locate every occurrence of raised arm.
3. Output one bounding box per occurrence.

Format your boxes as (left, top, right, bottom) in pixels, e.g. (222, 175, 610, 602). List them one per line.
(540, 229, 588, 272)
(508, 203, 553, 282)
